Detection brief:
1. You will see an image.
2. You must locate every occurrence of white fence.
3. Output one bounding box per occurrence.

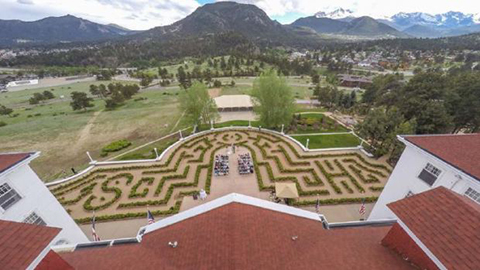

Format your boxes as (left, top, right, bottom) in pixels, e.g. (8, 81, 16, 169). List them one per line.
(46, 126, 369, 187)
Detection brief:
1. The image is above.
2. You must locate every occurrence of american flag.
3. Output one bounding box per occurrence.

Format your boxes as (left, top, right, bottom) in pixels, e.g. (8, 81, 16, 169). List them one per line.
(147, 210, 155, 225)
(91, 213, 100, 242)
(359, 198, 366, 216)
(315, 199, 320, 213)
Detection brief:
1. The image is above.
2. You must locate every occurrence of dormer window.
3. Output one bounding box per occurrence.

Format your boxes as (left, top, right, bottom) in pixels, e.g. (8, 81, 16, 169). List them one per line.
(0, 183, 22, 211)
(465, 188, 480, 204)
(24, 212, 46, 226)
(418, 163, 441, 186)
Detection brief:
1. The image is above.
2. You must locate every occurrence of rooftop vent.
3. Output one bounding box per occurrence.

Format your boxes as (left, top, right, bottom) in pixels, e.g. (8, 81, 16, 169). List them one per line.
(168, 241, 178, 248)
(75, 241, 110, 250)
(111, 238, 139, 246)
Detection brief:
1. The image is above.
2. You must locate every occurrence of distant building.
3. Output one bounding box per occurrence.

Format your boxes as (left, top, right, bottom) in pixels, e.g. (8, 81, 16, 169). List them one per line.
(337, 74, 373, 88)
(370, 134, 480, 220)
(214, 95, 253, 112)
(0, 152, 88, 245)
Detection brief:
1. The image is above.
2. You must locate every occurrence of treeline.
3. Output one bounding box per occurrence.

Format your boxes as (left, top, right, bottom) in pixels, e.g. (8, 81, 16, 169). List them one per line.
(356, 70, 480, 161)
(321, 33, 480, 52)
(2, 32, 258, 67)
(89, 83, 140, 109)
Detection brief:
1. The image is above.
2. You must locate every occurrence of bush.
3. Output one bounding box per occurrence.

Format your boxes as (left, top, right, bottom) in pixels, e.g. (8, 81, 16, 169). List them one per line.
(0, 121, 6, 127)
(102, 139, 132, 154)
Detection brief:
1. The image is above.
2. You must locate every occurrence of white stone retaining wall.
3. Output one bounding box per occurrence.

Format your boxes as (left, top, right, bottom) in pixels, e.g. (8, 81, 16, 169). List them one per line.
(46, 126, 369, 187)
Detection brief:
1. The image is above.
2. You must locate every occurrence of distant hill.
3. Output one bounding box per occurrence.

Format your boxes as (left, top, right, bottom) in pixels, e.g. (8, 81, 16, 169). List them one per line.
(291, 15, 409, 38)
(402, 25, 443, 38)
(0, 15, 134, 46)
(290, 17, 348, 34)
(135, 2, 318, 47)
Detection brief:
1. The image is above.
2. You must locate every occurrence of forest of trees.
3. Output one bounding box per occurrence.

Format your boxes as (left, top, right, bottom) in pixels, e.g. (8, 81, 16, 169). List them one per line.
(355, 70, 480, 162)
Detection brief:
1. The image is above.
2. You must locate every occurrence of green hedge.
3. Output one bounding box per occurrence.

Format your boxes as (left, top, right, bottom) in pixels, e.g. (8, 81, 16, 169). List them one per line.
(74, 201, 182, 224)
(102, 139, 132, 153)
(293, 196, 378, 206)
(129, 177, 154, 198)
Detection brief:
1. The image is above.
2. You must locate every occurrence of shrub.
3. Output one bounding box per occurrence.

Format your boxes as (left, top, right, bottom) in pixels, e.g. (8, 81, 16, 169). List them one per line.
(102, 139, 132, 154)
(0, 121, 6, 127)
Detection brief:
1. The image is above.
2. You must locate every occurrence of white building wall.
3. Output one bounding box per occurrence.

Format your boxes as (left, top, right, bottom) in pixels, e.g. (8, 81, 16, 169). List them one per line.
(369, 144, 480, 220)
(0, 163, 88, 244)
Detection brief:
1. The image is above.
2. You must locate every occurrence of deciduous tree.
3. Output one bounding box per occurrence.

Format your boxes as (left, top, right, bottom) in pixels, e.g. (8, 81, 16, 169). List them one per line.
(251, 70, 296, 128)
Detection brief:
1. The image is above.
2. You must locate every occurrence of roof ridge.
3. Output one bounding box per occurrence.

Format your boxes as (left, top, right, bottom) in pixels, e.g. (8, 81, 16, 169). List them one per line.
(402, 133, 480, 138)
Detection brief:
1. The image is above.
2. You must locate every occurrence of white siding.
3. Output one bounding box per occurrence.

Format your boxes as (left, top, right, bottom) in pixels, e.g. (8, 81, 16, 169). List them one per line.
(369, 144, 480, 220)
(0, 163, 88, 244)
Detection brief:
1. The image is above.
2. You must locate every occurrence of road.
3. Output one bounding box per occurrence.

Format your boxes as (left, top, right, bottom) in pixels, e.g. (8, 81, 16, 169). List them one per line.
(5, 76, 95, 92)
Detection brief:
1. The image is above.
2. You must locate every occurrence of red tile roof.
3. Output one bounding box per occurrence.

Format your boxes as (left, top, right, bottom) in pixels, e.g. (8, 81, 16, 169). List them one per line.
(388, 186, 480, 270)
(0, 152, 33, 173)
(60, 203, 413, 270)
(404, 133, 480, 180)
(0, 220, 60, 269)
(36, 250, 74, 270)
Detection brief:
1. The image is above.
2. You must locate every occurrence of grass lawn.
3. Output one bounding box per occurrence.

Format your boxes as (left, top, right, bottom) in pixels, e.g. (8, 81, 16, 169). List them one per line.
(115, 136, 179, 161)
(219, 85, 252, 95)
(198, 120, 261, 131)
(288, 113, 349, 134)
(291, 133, 361, 149)
(296, 107, 327, 113)
(0, 81, 187, 181)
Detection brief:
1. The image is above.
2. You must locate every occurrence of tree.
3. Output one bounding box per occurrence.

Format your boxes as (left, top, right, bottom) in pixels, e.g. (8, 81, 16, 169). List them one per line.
(89, 84, 100, 97)
(98, 84, 109, 98)
(356, 107, 405, 157)
(177, 66, 190, 89)
(140, 76, 153, 88)
(446, 72, 480, 133)
(70, 92, 94, 111)
(251, 70, 296, 128)
(42, 90, 55, 99)
(230, 80, 236, 87)
(180, 82, 219, 126)
(311, 73, 320, 84)
(399, 72, 452, 134)
(0, 105, 13, 117)
(213, 80, 222, 88)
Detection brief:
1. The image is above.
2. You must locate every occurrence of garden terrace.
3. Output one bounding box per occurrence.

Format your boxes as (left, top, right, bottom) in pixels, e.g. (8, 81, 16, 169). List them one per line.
(49, 129, 392, 224)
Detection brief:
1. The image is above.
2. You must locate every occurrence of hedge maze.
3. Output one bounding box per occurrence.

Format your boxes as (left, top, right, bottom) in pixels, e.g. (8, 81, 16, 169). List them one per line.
(49, 129, 392, 224)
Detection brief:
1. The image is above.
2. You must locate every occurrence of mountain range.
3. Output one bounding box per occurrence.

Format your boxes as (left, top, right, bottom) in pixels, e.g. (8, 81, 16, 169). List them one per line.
(1, 3, 480, 47)
(310, 8, 480, 38)
(0, 15, 136, 46)
(291, 16, 410, 39)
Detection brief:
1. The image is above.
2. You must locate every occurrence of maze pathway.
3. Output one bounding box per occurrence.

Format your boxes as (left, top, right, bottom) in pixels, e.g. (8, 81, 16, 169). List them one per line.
(49, 129, 392, 223)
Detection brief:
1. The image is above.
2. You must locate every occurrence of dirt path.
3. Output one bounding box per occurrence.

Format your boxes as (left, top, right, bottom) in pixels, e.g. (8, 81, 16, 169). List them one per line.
(208, 88, 222, 98)
(75, 110, 103, 151)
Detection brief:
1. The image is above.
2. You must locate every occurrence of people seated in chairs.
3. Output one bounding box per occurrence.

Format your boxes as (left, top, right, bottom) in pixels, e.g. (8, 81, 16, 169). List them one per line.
(214, 155, 229, 176)
(238, 153, 254, 175)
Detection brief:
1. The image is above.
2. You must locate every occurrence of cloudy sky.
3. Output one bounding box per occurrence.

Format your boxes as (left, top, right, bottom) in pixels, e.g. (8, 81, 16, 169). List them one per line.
(1, 0, 479, 30)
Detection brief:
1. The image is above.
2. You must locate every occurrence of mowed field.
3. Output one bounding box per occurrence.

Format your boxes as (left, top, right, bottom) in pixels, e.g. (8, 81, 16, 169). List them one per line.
(0, 81, 186, 181)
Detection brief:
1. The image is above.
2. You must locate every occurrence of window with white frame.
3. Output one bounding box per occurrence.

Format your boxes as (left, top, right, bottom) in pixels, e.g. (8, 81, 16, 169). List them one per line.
(465, 188, 480, 204)
(418, 163, 442, 186)
(0, 183, 22, 210)
(23, 212, 46, 226)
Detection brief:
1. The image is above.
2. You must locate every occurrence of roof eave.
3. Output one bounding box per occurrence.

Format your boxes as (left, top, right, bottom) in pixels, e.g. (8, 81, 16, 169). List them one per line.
(0, 151, 41, 179)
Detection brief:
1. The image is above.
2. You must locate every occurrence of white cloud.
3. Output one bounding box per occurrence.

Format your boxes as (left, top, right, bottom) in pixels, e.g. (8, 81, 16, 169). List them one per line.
(1, 0, 480, 30)
(17, 0, 34, 5)
(0, 0, 200, 30)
